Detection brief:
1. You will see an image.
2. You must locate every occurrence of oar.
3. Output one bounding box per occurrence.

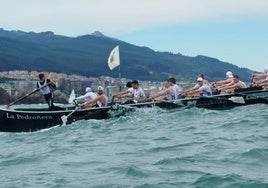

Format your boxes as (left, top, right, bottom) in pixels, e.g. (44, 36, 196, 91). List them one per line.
(61, 100, 80, 125)
(178, 95, 246, 104)
(202, 95, 245, 104)
(61, 107, 80, 125)
(6, 84, 49, 108)
(228, 96, 245, 104)
(111, 96, 115, 105)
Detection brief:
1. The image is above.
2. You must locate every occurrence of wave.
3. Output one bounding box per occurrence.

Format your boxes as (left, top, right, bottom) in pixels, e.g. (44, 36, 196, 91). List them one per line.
(193, 173, 268, 187)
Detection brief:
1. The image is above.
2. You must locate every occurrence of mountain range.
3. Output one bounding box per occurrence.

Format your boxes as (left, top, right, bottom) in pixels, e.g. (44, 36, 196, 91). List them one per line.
(0, 28, 255, 82)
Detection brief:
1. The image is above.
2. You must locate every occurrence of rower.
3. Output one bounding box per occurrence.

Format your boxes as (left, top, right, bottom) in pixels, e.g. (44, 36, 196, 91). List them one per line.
(112, 82, 134, 102)
(251, 68, 268, 88)
(212, 71, 234, 88)
(219, 75, 246, 93)
(149, 79, 175, 100)
(131, 80, 147, 103)
(184, 77, 212, 97)
(182, 73, 211, 96)
(75, 87, 97, 103)
(168, 77, 183, 99)
(80, 86, 108, 109)
(37, 73, 63, 110)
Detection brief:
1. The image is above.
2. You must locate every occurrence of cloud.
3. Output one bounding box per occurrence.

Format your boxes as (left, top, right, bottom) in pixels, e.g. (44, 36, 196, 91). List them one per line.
(1, 0, 268, 35)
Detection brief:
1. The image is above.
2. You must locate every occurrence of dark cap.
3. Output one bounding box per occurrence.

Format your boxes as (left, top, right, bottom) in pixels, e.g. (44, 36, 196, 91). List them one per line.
(38, 73, 45, 79)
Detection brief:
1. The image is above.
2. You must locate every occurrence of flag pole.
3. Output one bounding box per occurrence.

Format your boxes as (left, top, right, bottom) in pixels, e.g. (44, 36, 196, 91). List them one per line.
(117, 45, 121, 79)
(119, 64, 121, 79)
(118, 47, 122, 91)
(107, 45, 122, 90)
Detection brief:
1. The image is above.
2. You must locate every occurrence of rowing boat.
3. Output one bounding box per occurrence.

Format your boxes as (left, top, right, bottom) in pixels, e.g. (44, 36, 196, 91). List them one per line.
(0, 105, 114, 132)
(116, 86, 268, 110)
(113, 86, 268, 110)
(1, 87, 267, 133)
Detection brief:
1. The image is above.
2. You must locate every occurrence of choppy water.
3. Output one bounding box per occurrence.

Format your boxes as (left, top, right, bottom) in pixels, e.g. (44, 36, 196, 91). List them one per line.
(1, 104, 268, 188)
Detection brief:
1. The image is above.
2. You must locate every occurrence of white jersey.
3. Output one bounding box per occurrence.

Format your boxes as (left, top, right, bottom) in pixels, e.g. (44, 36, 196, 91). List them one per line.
(171, 84, 183, 99)
(133, 87, 146, 99)
(96, 94, 108, 107)
(127, 87, 135, 97)
(193, 83, 199, 89)
(76, 92, 97, 102)
(164, 93, 173, 100)
(198, 84, 212, 96)
(37, 79, 51, 95)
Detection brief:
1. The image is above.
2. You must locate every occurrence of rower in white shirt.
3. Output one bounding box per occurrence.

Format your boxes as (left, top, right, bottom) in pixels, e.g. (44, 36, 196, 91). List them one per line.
(75, 87, 97, 103)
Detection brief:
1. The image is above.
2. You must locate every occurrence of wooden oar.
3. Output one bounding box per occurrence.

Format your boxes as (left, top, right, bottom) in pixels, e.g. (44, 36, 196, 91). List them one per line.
(6, 84, 49, 108)
(61, 99, 80, 125)
(173, 95, 246, 104)
(201, 95, 245, 104)
(228, 96, 245, 104)
(111, 96, 115, 105)
(61, 107, 80, 125)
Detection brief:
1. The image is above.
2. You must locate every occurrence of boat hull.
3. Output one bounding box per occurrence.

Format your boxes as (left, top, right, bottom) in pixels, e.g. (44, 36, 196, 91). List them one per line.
(0, 106, 111, 132)
(195, 88, 268, 109)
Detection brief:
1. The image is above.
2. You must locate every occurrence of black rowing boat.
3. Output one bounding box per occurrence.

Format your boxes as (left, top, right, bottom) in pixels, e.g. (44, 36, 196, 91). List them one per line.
(114, 86, 268, 110)
(194, 86, 268, 109)
(0, 106, 114, 132)
(117, 87, 268, 110)
(1, 87, 267, 133)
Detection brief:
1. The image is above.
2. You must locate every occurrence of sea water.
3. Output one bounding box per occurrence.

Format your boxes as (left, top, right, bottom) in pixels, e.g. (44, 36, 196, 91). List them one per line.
(0, 104, 268, 187)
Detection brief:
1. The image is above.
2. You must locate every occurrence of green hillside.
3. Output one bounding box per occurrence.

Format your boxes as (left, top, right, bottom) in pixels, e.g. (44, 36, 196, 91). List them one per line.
(0, 28, 255, 82)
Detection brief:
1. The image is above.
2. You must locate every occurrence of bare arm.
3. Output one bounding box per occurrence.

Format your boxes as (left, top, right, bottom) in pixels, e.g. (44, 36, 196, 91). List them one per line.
(213, 79, 233, 87)
(112, 90, 129, 98)
(150, 88, 168, 99)
(81, 95, 103, 108)
(220, 82, 245, 92)
(252, 73, 267, 79)
(150, 87, 175, 100)
(182, 87, 199, 96)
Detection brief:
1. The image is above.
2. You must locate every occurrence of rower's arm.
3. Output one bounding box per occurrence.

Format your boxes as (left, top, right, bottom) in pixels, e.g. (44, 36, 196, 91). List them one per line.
(150, 88, 168, 99)
(113, 90, 129, 98)
(183, 87, 199, 96)
(252, 73, 267, 79)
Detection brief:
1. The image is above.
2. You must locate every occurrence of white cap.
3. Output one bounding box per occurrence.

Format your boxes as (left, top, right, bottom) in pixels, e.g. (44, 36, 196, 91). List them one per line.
(85, 87, 91, 92)
(264, 68, 268, 72)
(226, 71, 233, 78)
(197, 77, 203, 81)
(97, 86, 104, 91)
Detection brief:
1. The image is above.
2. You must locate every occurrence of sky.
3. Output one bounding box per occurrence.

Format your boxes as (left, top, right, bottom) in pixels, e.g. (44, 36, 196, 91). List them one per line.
(1, 0, 268, 72)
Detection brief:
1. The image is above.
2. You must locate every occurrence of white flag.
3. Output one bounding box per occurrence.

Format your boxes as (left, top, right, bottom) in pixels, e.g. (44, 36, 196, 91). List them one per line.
(108, 45, 120, 70)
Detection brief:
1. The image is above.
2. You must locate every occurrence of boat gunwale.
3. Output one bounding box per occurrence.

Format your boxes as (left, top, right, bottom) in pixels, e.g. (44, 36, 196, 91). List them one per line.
(0, 106, 112, 114)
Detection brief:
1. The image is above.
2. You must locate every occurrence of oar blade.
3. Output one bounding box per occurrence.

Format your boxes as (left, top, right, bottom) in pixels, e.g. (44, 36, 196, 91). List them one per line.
(60, 106, 79, 125)
(61, 115, 68, 125)
(228, 96, 245, 104)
